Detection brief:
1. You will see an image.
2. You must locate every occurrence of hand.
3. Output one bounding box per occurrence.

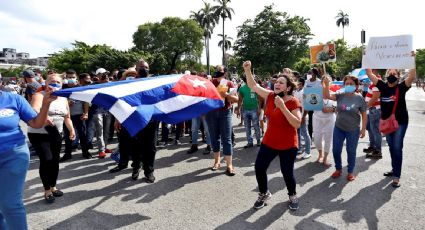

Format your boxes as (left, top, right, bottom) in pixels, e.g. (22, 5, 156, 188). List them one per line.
(234, 108, 240, 118)
(45, 116, 54, 126)
(274, 96, 285, 110)
(219, 91, 228, 100)
(360, 128, 366, 138)
(42, 87, 58, 105)
(114, 120, 122, 133)
(80, 113, 88, 121)
(243, 61, 251, 70)
(322, 74, 330, 86)
(69, 129, 76, 140)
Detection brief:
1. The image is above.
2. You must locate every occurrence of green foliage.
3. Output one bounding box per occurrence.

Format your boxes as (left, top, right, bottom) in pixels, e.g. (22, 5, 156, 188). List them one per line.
(293, 58, 311, 75)
(48, 41, 144, 74)
(0, 65, 26, 78)
(416, 49, 425, 79)
(133, 17, 204, 73)
(233, 5, 312, 76)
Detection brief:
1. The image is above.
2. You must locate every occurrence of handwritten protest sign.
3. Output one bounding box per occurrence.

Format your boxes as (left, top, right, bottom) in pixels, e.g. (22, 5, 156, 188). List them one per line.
(303, 87, 323, 111)
(362, 35, 415, 69)
(310, 43, 336, 64)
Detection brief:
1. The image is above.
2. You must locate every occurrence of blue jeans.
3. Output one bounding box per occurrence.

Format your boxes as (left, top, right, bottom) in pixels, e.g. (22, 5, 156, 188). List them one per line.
(206, 109, 233, 156)
(297, 122, 311, 154)
(0, 143, 29, 230)
(333, 126, 360, 173)
(386, 124, 408, 179)
(242, 109, 261, 145)
(191, 116, 211, 145)
(367, 108, 382, 150)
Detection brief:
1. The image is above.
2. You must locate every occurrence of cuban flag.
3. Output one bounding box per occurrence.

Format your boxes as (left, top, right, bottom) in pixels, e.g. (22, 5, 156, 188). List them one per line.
(53, 74, 224, 136)
(351, 68, 369, 81)
(330, 81, 344, 92)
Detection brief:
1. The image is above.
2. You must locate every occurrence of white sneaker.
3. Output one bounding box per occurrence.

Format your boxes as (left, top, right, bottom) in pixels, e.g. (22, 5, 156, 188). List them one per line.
(300, 152, 311, 159)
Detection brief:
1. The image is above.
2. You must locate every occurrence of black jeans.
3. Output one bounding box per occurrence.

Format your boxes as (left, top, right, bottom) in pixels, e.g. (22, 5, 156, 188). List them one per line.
(308, 110, 314, 139)
(255, 144, 297, 196)
(28, 132, 62, 190)
(64, 115, 90, 156)
(118, 121, 158, 175)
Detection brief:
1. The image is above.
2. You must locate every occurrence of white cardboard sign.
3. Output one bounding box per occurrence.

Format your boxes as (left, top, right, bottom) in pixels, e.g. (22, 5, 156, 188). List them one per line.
(361, 35, 415, 69)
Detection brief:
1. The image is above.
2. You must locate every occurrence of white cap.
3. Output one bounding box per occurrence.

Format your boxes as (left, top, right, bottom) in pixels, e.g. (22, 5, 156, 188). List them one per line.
(184, 70, 191, 75)
(95, 68, 108, 75)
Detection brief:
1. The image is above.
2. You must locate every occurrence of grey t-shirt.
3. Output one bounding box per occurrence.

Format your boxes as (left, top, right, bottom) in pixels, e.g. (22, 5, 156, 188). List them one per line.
(335, 93, 367, 131)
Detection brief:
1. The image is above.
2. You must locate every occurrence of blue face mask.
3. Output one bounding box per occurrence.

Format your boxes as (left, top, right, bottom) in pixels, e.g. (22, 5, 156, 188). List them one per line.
(344, 85, 356, 93)
(48, 83, 62, 91)
(126, 76, 135, 81)
(35, 76, 40, 81)
(67, 79, 77, 84)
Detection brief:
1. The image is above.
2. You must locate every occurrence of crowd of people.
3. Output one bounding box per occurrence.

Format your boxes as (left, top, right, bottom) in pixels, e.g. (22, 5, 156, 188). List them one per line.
(0, 54, 418, 229)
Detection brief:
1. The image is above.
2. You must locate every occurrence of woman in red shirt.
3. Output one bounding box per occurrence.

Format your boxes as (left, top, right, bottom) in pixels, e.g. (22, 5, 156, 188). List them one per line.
(243, 61, 302, 210)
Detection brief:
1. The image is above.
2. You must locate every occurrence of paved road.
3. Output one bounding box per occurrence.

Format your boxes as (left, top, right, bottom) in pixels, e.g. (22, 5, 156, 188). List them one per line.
(24, 86, 425, 230)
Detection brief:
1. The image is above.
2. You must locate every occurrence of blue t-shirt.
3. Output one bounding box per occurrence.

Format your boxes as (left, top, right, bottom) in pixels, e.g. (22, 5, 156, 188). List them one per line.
(0, 92, 37, 152)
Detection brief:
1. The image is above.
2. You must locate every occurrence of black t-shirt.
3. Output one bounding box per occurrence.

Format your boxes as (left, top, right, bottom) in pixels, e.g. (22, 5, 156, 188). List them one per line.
(376, 80, 410, 124)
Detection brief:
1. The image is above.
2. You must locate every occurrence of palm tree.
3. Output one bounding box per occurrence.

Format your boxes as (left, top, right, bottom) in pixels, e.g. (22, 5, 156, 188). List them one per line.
(212, 0, 234, 65)
(217, 34, 233, 52)
(336, 10, 349, 41)
(191, 1, 218, 74)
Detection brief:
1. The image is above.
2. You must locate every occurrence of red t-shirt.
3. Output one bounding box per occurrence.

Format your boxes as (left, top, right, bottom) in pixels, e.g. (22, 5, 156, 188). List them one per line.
(262, 92, 301, 150)
(212, 78, 236, 110)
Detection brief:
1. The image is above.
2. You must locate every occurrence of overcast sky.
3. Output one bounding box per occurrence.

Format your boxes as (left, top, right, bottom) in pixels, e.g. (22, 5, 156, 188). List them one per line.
(0, 0, 423, 68)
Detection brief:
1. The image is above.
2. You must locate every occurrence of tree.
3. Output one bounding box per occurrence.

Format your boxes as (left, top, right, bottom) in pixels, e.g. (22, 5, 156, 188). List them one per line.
(133, 17, 204, 73)
(48, 41, 143, 74)
(233, 5, 312, 75)
(212, 0, 234, 65)
(416, 49, 425, 79)
(191, 1, 219, 74)
(218, 34, 233, 51)
(336, 10, 349, 41)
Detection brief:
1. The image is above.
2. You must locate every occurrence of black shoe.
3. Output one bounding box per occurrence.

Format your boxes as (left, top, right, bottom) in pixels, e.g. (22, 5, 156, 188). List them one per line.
(363, 146, 374, 153)
(253, 191, 272, 209)
(384, 171, 393, 177)
(59, 154, 72, 162)
(87, 143, 94, 149)
(144, 173, 155, 183)
(44, 194, 55, 204)
(256, 140, 261, 147)
(244, 143, 254, 148)
(203, 145, 211, 155)
(109, 165, 127, 173)
(187, 145, 198, 154)
(82, 153, 93, 159)
(132, 168, 141, 180)
(367, 150, 382, 159)
(52, 190, 64, 197)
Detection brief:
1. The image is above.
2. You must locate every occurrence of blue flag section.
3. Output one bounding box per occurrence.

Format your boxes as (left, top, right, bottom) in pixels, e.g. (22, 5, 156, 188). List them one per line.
(303, 87, 323, 111)
(53, 74, 224, 136)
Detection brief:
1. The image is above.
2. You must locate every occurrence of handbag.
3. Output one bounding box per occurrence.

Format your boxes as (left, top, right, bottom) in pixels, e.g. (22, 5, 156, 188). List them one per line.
(379, 87, 399, 135)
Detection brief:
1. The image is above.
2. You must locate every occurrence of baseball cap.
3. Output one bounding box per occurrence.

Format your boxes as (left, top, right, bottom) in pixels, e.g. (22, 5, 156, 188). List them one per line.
(95, 68, 108, 75)
(21, 70, 35, 78)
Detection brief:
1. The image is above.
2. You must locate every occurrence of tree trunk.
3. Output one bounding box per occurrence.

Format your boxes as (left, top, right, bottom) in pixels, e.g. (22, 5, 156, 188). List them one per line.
(170, 52, 180, 73)
(222, 16, 225, 66)
(207, 37, 210, 75)
(342, 25, 345, 41)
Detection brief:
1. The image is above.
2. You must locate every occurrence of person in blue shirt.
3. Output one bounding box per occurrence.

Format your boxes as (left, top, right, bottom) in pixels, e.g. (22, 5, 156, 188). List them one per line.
(0, 90, 56, 230)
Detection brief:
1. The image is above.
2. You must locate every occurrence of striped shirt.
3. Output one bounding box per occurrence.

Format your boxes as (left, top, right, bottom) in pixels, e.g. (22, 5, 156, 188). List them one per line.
(365, 83, 380, 109)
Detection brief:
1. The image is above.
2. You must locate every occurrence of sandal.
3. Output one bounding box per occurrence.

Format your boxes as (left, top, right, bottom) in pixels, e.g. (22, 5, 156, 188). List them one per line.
(211, 163, 220, 171)
(52, 189, 64, 197)
(347, 174, 356, 181)
(225, 167, 236, 176)
(44, 194, 55, 204)
(391, 180, 401, 188)
(331, 170, 342, 178)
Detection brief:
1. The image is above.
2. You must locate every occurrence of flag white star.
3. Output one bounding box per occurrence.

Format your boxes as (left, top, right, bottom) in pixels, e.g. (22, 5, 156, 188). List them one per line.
(188, 78, 207, 89)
